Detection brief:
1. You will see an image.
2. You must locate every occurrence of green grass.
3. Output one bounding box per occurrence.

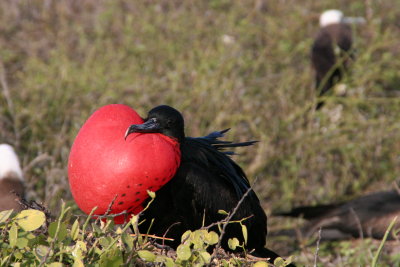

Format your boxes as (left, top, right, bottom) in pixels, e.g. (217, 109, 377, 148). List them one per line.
(0, 0, 400, 265)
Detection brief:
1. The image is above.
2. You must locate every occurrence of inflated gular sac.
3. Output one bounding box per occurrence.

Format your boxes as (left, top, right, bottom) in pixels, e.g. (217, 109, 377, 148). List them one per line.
(68, 104, 181, 223)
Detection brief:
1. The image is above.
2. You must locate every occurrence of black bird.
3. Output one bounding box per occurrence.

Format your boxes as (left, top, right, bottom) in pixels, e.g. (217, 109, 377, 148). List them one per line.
(125, 105, 294, 265)
(312, 10, 363, 109)
(0, 144, 25, 212)
(274, 190, 400, 241)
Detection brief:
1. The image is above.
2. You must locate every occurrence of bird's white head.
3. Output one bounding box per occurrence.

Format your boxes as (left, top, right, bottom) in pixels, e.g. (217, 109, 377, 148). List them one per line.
(0, 144, 23, 182)
(319, 9, 344, 27)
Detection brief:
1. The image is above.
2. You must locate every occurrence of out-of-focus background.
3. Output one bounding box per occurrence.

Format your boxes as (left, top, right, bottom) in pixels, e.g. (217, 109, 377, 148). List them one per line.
(0, 0, 399, 265)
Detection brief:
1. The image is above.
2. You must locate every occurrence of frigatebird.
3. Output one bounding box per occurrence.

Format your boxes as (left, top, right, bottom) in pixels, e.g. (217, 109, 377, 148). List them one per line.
(312, 10, 364, 109)
(125, 105, 294, 265)
(0, 144, 24, 212)
(274, 190, 400, 240)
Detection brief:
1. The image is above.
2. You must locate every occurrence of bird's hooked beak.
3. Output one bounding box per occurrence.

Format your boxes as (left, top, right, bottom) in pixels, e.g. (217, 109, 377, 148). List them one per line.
(342, 16, 366, 25)
(125, 118, 161, 140)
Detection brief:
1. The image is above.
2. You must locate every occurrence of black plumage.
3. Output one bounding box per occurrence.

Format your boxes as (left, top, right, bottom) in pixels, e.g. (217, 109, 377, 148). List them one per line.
(274, 190, 400, 240)
(125, 105, 292, 265)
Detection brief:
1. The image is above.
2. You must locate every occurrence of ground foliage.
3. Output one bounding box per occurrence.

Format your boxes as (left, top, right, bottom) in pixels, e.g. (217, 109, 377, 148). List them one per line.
(0, 201, 293, 266)
(0, 0, 399, 266)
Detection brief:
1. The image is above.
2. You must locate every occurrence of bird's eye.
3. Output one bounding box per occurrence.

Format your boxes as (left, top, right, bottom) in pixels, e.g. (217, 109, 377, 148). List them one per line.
(166, 119, 174, 128)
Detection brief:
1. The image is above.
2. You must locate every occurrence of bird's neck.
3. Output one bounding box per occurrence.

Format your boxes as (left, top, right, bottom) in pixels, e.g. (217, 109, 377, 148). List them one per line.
(0, 176, 24, 196)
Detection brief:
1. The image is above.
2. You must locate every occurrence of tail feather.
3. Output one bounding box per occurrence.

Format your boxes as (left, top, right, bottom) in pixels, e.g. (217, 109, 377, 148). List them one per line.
(199, 129, 258, 154)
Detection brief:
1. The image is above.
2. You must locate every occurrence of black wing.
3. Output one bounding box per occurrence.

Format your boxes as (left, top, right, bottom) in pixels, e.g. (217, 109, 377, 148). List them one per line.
(184, 128, 256, 197)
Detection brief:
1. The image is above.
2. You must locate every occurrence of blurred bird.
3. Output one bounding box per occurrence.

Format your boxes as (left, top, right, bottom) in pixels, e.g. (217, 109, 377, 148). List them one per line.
(274, 190, 400, 241)
(125, 105, 294, 265)
(312, 9, 364, 109)
(0, 144, 24, 212)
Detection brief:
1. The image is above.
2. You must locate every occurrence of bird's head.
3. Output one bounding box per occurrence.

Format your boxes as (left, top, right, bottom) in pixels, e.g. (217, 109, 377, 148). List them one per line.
(125, 105, 185, 142)
(319, 9, 344, 27)
(319, 9, 366, 28)
(0, 144, 24, 182)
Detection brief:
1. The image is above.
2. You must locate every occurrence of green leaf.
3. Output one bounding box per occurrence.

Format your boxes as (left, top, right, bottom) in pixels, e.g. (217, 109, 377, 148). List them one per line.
(147, 190, 156, 199)
(241, 224, 248, 245)
(16, 236, 29, 249)
(48, 263, 63, 267)
(218, 209, 229, 215)
(176, 244, 191, 261)
(9, 223, 18, 247)
(121, 232, 134, 250)
(35, 245, 52, 260)
(72, 241, 87, 259)
(193, 229, 207, 237)
(49, 222, 68, 241)
(130, 215, 138, 225)
(228, 238, 239, 250)
(91, 222, 102, 234)
(14, 251, 23, 260)
(73, 258, 85, 267)
(205, 231, 219, 245)
(137, 250, 156, 262)
(19, 231, 38, 247)
(181, 230, 192, 243)
(99, 248, 123, 266)
(199, 251, 211, 264)
(115, 226, 123, 234)
(274, 257, 286, 267)
(0, 209, 14, 223)
(15, 209, 46, 231)
(192, 230, 207, 249)
(163, 257, 175, 267)
(17, 231, 37, 249)
(71, 219, 80, 240)
(253, 262, 269, 267)
(101, 218, 114, 231)
(99, 236, 111, 248)
(1, 256, 10, 266)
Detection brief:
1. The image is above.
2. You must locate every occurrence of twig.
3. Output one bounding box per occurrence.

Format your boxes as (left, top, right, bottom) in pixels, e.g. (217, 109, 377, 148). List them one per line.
(209, 177, 259, 263)
(22, 153, 52, 173)
(17, 196, 51, 226)
(0, 59, 14, 113)
(94, 195, 131, 221)
(371, 216, 398, 267)
(161, 221, 180, 247)
(152, 242, 174, 251)
(246, 254, 270, 262)
(39, 201, 70, 266)
(202, 214, 253, 231)
(215, 186, 253, 250)
(104, 195, 118, 216)
(130, 233, 174, 241)
(313, 227, 322, 267)
(96, 209, 129, 219)
(0, 59, 19, 146)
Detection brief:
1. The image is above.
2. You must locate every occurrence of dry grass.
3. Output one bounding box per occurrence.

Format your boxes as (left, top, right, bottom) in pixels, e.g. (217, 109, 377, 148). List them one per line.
(1, 0, 400, 265)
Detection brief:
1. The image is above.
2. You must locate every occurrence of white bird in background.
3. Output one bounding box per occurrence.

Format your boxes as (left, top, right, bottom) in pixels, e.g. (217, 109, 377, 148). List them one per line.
(312, 9, 365, 109)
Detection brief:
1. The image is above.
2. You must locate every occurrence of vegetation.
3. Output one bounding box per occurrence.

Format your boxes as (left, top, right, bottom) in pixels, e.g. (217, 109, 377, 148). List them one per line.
(2, 202, 294, 266)
(0, 0, 399, 266)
